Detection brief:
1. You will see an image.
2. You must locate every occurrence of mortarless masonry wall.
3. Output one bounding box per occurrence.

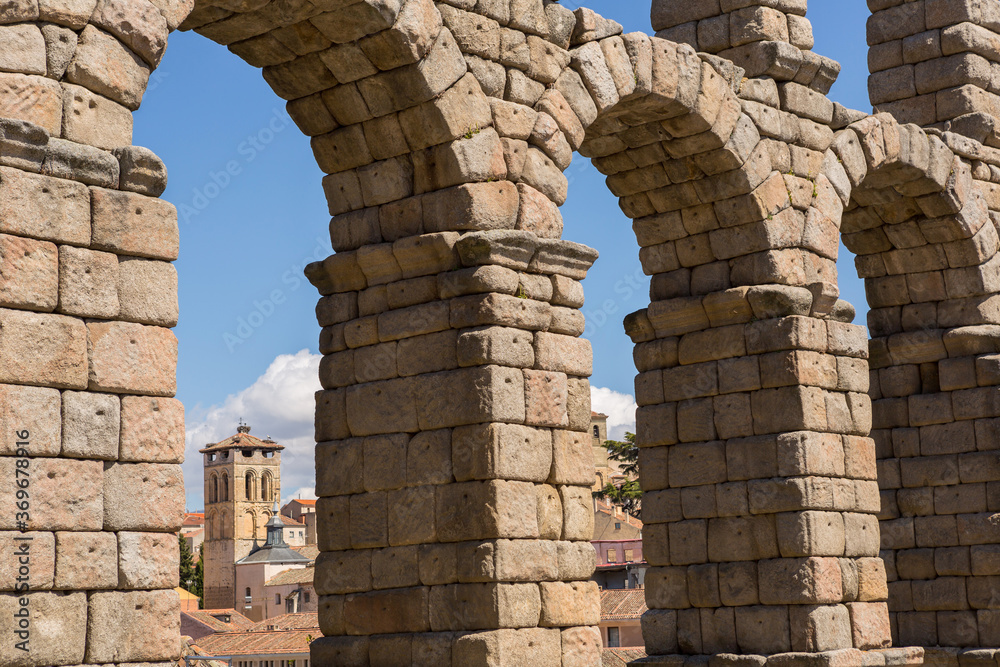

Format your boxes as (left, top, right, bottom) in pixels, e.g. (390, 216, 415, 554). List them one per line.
(0, 0, 996, 665)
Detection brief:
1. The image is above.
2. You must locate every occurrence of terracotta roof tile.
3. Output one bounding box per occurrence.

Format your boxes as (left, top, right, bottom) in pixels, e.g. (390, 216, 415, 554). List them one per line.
(182, 609, 256, 633)
(199, 432, 283, 453)
(249, 612, 319, 632)
(195, 629, 316, 656)
(264, 567, 314, 587)
(292, 545, 319, 560)
(603, 648, 647, 666)
(601, 588, 647, 621)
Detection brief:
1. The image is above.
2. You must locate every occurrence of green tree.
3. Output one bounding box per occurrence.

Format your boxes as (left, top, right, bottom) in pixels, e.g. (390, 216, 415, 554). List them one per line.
(178, 534, 204, 606)
(593, 432, 642, 517)
(192, 550, 204, 605)
(179, 533, 196, 591)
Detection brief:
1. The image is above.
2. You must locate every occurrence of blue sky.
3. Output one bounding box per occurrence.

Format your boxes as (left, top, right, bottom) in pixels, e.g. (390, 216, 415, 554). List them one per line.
(135, 1, 874, 509)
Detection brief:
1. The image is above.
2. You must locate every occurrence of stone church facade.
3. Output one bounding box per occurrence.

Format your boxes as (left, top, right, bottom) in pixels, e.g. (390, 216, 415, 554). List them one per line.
(0, 0, 999, 666)
(201, 423, 283, 610)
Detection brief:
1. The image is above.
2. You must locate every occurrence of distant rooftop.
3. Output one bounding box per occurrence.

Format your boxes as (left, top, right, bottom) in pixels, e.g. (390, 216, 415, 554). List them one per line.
(248, 612, 319, 633)
(195, 629, 315, 656)
(264, 566, 314, 588)
(199, 423, 283, 454)
(601, 588, 647, 621)
(181, 608, 255, 633)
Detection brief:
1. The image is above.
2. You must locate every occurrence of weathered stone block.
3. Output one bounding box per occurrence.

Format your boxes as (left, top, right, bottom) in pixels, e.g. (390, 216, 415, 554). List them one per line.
(58, 245, 120, 319)
(0, 457, 102, 530)
(118, 531, 178, 589)
(0, 531, 54, 591)
(0, 73, 62, 135)
(453, 422, 552, 483)
(116, 257, 178, 327)
(0, 308, 88, 389)
(0, 384, 61, 456)
(54, 531, 118, 589)
(61, 390, 119, 460)
(66, 25, 151, 111)
(87, 321, 177, 396)
(0, 591, 86, 666)
(85, 590, 180, 663)
(0, 233, 57, 312)
(61, 83, 134, 151)
(415, 365, 526, 429)
(103, 462, 183, 531)
(119, 396, 184, 463)
(90, 186, 179, 261)
(0, 167, 90, 245)
(437, 480, 538, 541)
(539, 580, 600, 627)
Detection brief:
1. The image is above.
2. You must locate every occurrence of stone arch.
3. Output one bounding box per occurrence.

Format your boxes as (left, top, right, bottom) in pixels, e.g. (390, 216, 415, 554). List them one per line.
(244, 509, 256, 538)
(244, 469, 257, 501)
(221, 471, 230, 502)
(3, 0, 999, 664)
(209, 472, 218, 504)
(261, 470, 274, 502)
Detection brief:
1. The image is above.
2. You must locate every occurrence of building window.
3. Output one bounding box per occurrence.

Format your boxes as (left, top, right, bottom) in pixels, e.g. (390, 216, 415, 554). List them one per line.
(222, 474, 229, 501)
(304, 591, 310, 603)
(615, 522, 621, 530)
(245, 587, 251, 603)
(245, 472, 255, 501)
(607, 549, 617, 563)
(608, 627, 620, 648)
(593, 425, 599, 437)
(275, 593, 281, 605)
(262, 473, 272, 502)
(624, 549, 634, 562)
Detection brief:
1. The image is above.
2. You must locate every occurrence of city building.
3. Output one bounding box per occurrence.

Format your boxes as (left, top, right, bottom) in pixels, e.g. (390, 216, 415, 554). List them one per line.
(180, 608, 255, 642)
(193, 629, 314, 667)
(248, 612, 319, 633)
(263, 567, 317, 616)
(600, 588, 646, 649)
(234, 506, 312, 622)
(281, 499, 318, 545)
(183, 512, 206, 557)
(201, 422, 284, 609)
(592, 538, 646, 590)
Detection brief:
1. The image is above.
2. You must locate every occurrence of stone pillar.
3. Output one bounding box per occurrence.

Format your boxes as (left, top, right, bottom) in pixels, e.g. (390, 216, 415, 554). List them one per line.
(0, 1, 187, 665)
(868, 0, 1000, 145)
(856, 0, 1000, 651)
(618, 1, 918, 664)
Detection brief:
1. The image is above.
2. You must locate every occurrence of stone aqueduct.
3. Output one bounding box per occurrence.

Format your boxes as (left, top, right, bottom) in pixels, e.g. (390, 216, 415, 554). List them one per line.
(0, 0, 999, 665)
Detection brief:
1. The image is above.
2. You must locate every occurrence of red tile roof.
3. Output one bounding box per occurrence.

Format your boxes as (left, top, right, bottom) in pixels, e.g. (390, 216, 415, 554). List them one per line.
(249, 612, 319, 633)
(184, 513, 205, 525)
(264, 567, 313, 587)
(601, 588, 647, 621)
(603, 648, 647, 666)
(592, 411, 608, 418)
(288, 499, 316, 506)
(199, 432, 283, 453)
(292, 545, 319, 560)
(595, 500, 643, 530)
(195, 629, 315, 656)
(182, 609, 256, 633)
(280, 514, 305, 527)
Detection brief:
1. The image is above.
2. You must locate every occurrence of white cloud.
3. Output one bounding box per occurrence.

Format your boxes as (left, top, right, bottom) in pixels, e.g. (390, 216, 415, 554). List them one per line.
(183, 349, 321, 511)
(590, 386, 637, 441)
